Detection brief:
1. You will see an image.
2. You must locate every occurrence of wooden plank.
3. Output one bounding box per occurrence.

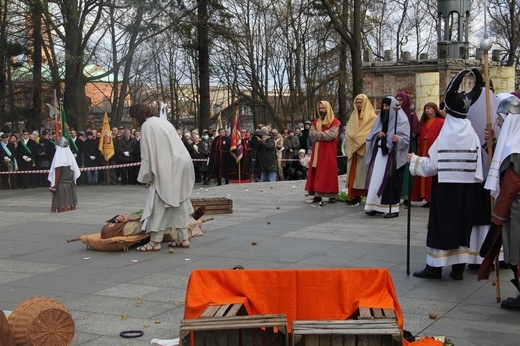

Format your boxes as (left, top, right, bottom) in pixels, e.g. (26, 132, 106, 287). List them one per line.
(206, 330, 218, 346)
(192, 198, 233, 215)
(358, 307, 373, 319)
(252, 328, 263, 346)
(192, 331, 204, 346)
(202, 209, 233, 215)
(242, 328, 253, 345)
(331, 335, 343, 346)
(228, 329, 239, 346)
(291, 320, 402, 346)
(305, 335, 320, 346)
(343, 334, 356, 345)
(372, 308, 384, 319)
(383, 309, 397, 319)
(214, 304, 232, 317)
(181, 314, 287, 331)
(201, 304, 221, 317)
(321, 334, 331, 345)
(227, 303, 245, 316)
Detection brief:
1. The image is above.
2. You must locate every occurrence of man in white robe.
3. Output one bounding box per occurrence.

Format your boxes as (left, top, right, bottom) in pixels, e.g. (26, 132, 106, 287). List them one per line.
(130, 104, 195, 251)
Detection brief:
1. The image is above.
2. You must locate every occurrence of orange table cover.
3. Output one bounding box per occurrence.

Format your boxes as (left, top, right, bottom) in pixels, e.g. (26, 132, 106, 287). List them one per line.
(184, 268, 403, 330)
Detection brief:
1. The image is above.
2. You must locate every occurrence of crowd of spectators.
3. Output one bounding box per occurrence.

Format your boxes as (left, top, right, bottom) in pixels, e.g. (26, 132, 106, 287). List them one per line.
(0, 125, 141, 190)
(1, 121, 317, 190)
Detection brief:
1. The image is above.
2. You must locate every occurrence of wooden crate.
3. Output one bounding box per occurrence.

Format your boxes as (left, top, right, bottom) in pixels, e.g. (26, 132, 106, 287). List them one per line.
(291, 320, 402, 346)
(192, 197, 233, 215)
(180, 314, 288, 346)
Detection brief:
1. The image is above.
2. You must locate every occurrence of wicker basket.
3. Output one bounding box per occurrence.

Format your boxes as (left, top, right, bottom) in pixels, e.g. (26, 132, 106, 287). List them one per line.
(8, 296, 75, 346)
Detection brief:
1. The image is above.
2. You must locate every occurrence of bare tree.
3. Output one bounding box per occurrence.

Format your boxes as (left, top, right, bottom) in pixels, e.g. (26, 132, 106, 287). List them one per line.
(489, 0, 519, 88)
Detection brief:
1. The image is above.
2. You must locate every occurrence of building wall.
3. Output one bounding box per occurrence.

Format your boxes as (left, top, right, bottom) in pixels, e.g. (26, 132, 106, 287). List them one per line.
(361, 60, 515, 111)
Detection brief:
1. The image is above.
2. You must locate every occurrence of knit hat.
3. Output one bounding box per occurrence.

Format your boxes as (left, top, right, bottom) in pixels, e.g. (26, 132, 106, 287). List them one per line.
(445, 68, 483, 118)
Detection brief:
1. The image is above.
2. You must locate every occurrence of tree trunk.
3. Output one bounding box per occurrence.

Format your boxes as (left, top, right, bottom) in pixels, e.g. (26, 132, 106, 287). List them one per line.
(63, 1, 88, 129)
(198, 0, 211, 133)
(32, 3, 43, 130)
(338, 39, 348, 127)
(0, 0, 7, 125)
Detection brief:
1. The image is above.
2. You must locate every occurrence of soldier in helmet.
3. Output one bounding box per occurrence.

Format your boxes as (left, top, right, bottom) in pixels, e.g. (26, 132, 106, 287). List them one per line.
(483, 96, 520, 310)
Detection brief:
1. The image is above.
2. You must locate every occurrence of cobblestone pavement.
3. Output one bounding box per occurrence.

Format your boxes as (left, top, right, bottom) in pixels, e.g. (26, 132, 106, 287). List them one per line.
(1, 178, 519, 345)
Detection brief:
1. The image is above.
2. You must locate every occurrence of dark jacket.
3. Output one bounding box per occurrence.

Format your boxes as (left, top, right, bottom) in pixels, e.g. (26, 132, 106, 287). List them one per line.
(17, 138, 38, 170)
(256, 136, 278, 173)
(83, 138, 101, 167)
(116, 136, 137, 163)
(69, 137, 84, 167)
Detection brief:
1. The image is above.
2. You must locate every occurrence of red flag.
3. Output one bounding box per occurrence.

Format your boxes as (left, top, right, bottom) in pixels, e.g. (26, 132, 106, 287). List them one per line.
(230, 108, 243, 163)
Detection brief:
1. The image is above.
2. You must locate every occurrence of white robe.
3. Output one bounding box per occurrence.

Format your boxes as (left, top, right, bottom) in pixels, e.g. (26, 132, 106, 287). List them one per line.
(138, 117, 195, 240)
(409, 115, 483, 268)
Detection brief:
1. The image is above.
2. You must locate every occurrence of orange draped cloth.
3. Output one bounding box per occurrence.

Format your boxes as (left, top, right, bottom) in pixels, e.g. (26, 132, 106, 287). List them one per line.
(184, 268, 403, 330)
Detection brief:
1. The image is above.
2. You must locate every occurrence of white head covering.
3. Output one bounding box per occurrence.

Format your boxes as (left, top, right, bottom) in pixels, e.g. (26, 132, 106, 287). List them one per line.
(485, 99, 520, 198)
(47, 143, 81, 186)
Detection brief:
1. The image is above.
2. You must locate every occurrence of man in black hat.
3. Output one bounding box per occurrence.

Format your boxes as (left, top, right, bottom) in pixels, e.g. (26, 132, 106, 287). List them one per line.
(408, 68, 484, 281)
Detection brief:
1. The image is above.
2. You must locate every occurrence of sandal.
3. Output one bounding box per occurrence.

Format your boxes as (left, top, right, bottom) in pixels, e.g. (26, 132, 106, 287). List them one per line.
(168, 240, 190, 248)
(136, 241, 161, 252)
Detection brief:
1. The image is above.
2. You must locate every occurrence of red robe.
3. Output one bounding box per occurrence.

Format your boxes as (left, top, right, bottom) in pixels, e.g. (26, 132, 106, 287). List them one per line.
(305, 118, 340, 195)
(411, 117, 444, 202)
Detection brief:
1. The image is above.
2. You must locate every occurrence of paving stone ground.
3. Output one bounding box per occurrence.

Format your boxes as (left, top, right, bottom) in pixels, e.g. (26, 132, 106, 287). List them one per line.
(1, 178, 519, 345)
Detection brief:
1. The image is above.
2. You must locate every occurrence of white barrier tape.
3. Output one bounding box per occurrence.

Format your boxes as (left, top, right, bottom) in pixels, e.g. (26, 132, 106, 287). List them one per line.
(0, 155, 348, 175)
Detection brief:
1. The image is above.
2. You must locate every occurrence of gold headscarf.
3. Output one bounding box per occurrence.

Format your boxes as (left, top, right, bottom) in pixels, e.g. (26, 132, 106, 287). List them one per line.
(316, 101, 335, 128)
(312, 101, 336, 167)
(344, 94, 377, 158)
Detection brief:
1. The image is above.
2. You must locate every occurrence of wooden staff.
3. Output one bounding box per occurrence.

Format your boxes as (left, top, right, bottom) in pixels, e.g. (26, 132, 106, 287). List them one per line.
(406, 105, 415, 276)
(481, 34, 500, 302)
(388, 104, 400, 216)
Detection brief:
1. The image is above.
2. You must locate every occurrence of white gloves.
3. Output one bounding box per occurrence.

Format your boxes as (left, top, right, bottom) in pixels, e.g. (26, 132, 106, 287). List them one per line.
(73, 153, 77, 158)
(22, 155, 31, 162)
(90, 156, 95, 160)
(3, 156, 9, 162)
(123, 151, 130, 157)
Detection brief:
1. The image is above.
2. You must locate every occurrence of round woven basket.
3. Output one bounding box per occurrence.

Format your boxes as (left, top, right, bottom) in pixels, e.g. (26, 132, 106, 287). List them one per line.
(8, 296, 75, 346)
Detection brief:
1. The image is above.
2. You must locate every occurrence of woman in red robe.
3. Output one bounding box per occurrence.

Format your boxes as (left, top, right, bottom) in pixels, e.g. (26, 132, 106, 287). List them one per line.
(410, 102, 445, 207)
